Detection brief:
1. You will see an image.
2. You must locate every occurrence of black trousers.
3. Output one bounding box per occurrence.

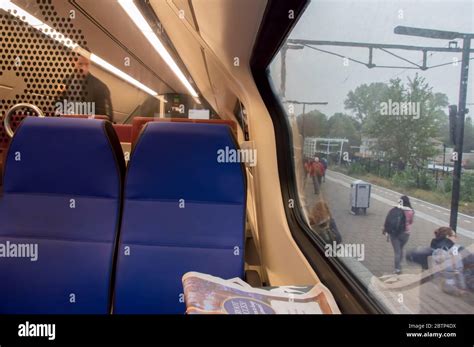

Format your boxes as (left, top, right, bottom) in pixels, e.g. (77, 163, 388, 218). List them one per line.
(312, 176, 321, 194)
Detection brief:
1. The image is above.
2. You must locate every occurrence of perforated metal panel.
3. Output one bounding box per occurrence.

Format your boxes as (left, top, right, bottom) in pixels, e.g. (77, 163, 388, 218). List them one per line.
(0, 0, 89, 147)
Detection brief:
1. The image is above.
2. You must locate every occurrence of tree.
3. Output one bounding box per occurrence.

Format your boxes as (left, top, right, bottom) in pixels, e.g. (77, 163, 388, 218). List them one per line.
(296, 110, 328, 138)
(326, 112, 360, 158)
(327, 112, 360, 145)
(437, 110, 473, 151)
(344, 82, 389, 125)
(464, 116, 474, 152)
(360, 74, 448, 163)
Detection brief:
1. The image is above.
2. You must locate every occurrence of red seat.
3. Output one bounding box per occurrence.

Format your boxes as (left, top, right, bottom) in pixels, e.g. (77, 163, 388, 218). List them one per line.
(131, 117, 237, 146)
(113, 124, 132, 143)
(62, 115, 131, 143)
(61, 114, 109, 120)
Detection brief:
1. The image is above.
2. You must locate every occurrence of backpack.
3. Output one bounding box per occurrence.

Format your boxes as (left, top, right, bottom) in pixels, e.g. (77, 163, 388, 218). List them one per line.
(432, 245, 467, 296)
(321, 158, 328, 170)
(383, 207, 406, 235)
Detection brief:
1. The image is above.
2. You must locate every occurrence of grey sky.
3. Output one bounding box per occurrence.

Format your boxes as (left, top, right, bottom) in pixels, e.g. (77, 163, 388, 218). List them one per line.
(271, 0, 474, 118)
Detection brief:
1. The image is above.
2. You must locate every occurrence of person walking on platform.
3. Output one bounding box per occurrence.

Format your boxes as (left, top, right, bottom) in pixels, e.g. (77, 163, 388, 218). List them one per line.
(383, 195, 415, 275)
(308, 156, 324, 195)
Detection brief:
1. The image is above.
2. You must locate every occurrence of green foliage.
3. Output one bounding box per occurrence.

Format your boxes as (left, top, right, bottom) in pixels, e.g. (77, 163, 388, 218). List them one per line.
(460, 173, 474, 202)
(464, 117, 474, 152)
(348, 161, 368, 175)
(344, 74, 449, 163)
(296, 110, 328, 137)
(348, 159, 394, 178)
(376, 162, 393, 178)
(344, 82, 389, 124)
(391, 168, 435, 190)
(443, 173, 474, 202)
(328, 112, 360, 146)
(417, 170, 436, 191)
(444, 176, 452, 193)
(391, 171, 416, 189)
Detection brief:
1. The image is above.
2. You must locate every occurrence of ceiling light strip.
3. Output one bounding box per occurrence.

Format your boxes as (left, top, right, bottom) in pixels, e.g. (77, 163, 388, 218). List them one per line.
(90, 54, 157, 96)
(118, 0, 199, 98)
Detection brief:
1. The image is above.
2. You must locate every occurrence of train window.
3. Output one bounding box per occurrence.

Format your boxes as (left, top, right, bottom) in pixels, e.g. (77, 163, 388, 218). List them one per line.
(269, 0, 474, 313)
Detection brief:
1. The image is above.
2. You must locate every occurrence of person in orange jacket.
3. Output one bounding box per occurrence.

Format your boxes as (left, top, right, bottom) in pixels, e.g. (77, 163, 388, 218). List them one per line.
(309, 157, 324, 194)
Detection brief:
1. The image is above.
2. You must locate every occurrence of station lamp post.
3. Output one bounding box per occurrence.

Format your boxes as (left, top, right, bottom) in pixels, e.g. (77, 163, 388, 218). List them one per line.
(280, 44, 304, 98)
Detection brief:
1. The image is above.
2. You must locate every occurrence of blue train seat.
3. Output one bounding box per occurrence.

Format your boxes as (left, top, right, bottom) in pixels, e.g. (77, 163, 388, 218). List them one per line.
(114, 122, 246, 314)
(0, 116, 125, 313)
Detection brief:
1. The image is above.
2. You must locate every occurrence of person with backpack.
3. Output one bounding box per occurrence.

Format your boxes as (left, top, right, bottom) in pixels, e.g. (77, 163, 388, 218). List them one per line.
(383, 195, 415, 274)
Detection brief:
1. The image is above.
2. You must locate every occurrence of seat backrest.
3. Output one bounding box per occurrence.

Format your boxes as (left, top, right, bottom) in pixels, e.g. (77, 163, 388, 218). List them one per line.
(114, 122, 246, 314)
(0, 116, 125, 313)
(60, 114, 132, 144)
(0, 115, 116, 185)
(0, 115, 109, 150)
(61, 114, 110, 120)
(130, 116, 237, 146)
(113, 124, 132, 143)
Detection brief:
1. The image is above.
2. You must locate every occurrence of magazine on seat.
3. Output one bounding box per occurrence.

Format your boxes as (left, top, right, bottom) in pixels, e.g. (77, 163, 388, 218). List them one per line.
(182, 272, 341, 314)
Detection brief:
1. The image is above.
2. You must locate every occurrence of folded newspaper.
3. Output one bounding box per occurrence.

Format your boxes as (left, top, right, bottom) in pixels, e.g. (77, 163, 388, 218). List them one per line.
(182, 272, 340, 314)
